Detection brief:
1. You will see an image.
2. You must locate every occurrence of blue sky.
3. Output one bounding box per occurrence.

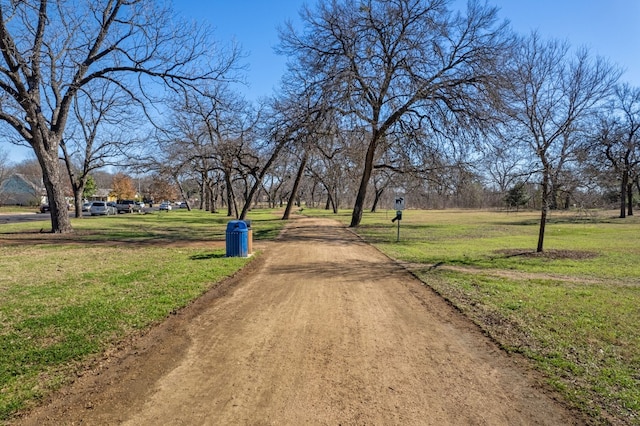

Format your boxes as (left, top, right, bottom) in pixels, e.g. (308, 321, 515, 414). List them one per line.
(174, 0, 640, 101)
(5, 1, 639, 163)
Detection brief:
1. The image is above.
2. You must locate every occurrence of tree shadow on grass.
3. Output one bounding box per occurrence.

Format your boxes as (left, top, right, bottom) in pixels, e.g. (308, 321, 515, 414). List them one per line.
(189, 252, 227, 260)
(493, 248, 599, 260)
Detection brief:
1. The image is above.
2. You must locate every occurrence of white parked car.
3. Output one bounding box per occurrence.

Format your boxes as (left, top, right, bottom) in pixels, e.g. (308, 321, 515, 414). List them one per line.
(159, 202, 172, 211)
(90, 201, 116, 216)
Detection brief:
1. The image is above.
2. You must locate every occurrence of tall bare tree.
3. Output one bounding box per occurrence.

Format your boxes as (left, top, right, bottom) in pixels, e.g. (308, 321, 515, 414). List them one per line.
(152, 82, 256, 218)
(593, 84, 640, 218)
(277, 84, 334, 220)
(279, 0, 512, 227)
(61, 81, 140, 217)
(503, 33, 620, 252)
(0, 0, 238, 232)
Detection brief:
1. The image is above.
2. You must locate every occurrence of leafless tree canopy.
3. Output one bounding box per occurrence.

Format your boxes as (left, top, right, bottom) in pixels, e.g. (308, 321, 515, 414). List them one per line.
(0, 0, 637, 254)
(0, 0, 241, 232)
(278, 0, 513, 226)
(591, 83, 640, 218)
(500, 32, 620, 251)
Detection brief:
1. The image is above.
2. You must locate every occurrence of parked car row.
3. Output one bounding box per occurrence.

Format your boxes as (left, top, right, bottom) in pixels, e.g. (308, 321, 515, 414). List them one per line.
(115, 199, 143, 214)
(41, 201, 187, 215)
(157, 201, 189, 211)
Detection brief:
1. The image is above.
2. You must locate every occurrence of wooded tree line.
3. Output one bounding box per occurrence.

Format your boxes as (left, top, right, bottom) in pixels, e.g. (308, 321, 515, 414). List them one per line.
(0, 0, 638, 252)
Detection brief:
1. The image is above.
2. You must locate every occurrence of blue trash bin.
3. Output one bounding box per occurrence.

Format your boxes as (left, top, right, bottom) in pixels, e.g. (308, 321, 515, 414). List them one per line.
(226, 220, 249, 257)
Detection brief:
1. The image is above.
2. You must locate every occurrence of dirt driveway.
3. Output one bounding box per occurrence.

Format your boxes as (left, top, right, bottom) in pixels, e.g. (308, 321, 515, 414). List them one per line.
(15, 217, 585, 425)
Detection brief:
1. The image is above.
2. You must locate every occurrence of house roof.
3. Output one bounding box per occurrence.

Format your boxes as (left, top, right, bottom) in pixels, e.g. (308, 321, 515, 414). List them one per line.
(94, 188, 112, 197)
(0, 173, 42, 193)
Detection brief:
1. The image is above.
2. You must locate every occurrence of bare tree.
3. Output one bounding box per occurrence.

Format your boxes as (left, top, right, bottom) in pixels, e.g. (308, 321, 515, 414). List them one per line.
(593, 84, 640, 218)
(0, 147, 9, 183)
(61, 81, 141, 217)
(238, 89, 333, 221)
(153, 101, 222, 212)
(279, 85, 335, 220)
(149, 79, 258, 218)
(480, 128, 535, 195)
(503, 33, 620, 251)
(279, 0, 512, 227)
(0, 0, 239, 232)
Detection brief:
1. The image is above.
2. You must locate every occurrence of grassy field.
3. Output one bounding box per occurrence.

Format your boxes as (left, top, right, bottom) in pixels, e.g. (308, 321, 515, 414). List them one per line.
(0, 208, 285, 422)
(0, 206, 40, 214)
(305, 208, 640, 424)
(3, 207, 639, 424)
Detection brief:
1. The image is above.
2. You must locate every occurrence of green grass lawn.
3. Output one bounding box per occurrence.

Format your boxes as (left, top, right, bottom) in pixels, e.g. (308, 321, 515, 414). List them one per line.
(305, 208, 640, 424)
(0, 206, 41, 213)
(0, 208, 285, 421)
(3, 206, 639, 424)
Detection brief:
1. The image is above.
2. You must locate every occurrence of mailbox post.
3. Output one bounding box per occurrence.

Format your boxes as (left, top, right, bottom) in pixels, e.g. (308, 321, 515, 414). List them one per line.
(392, 197, 405, 242)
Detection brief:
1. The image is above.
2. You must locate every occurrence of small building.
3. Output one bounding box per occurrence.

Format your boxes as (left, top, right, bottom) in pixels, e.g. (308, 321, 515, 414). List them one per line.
(88, 188, 116, 202)
(0, 174, 43, 206)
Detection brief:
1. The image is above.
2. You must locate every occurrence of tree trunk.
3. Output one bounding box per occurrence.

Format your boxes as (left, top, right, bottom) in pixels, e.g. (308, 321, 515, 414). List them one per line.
(332, 188, 338, 214)
(239, 139, 287, 221)
(536, 170, 550, 253)
(232, 195, 239, 219)
(225, 171, 234, 217)
(204, 184, 211, 211)
(549, 182, 559, 210)
(620, 170, 628, 218)
(208, 182, 218, 213)
(37, 149, 73, 233)
(282, 155, 307, 220)
(627, 181, 634, 216)
(73, 187, 84, 218)
(310, 180, 318, 208)
(174, 176, 191, 211)
(350, 137, 378, 227)
(60, 139, 85, 219)
(211, 186, 218, 213)
(370, 188, 384, 213)
(537, 204, 548, 253)
(199, 172, 207, 210)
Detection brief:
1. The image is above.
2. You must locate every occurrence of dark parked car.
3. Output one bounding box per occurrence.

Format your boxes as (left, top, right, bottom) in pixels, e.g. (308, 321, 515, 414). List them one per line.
(40, 204, 70, 213)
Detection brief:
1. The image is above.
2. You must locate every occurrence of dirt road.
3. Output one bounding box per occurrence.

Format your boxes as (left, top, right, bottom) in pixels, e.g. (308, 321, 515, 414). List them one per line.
(16, 217, 584, 425)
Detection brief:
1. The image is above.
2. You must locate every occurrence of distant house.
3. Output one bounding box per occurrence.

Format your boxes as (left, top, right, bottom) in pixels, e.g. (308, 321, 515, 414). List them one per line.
(0, 174, 43, 206)
(88, 188, 116, 202)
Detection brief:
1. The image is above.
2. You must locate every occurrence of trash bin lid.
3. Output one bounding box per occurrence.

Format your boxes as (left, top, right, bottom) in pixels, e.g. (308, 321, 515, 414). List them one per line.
(226, 220, 248, 231)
